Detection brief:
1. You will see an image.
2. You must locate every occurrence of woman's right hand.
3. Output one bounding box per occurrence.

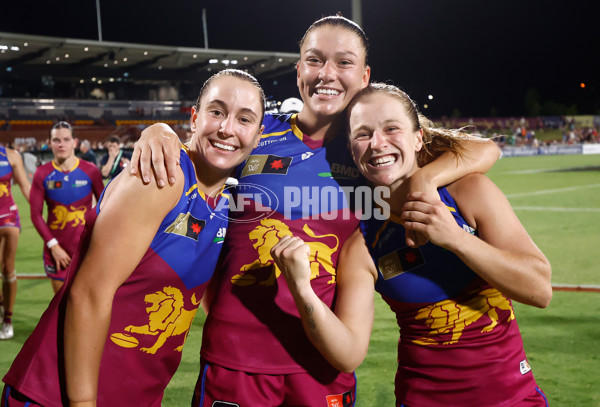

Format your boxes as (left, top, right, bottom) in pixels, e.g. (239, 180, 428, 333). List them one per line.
(130, 123, 181, 187)
(271, 236, 312, 290)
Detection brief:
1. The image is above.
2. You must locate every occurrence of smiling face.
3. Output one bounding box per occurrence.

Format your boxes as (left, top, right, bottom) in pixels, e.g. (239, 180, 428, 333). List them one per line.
(349, 93, 423, 187)
(189, 75, 263, 178)
(296, 25, 370, 122)
(50, 127, 76, 161)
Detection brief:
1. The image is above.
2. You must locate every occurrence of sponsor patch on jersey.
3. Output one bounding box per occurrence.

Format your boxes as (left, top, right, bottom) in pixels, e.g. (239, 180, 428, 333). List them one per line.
(74, 179, 89, 187)
(165, 212, 206, 241)
(520, 359, 532, 375)
(326, 390, 353, 407)
(212, 402, 240, 407)
(379, 246, 425, 279)
(46, 180, 63, 189)
(241, 154, 292, 177)
(0, 161, 9, 167)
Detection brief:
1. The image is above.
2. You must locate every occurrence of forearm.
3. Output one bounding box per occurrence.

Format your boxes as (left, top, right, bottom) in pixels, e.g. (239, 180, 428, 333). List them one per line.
(450, 232, 552, 307)
(30, 209, 54, 243)
(64, 285, 113, 404)
(288, 281, 368, 372)
(416, 139, 500, 188)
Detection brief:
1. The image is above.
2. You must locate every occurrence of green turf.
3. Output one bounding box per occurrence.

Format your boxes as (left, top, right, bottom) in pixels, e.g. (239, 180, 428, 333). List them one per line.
(2, 153, 599, 405)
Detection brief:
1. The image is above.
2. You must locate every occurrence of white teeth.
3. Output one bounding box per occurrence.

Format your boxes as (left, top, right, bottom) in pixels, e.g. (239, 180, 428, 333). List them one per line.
(212, 141, 235, 151)
(371, 156, 396, 167)
(315, 88, 340, 96)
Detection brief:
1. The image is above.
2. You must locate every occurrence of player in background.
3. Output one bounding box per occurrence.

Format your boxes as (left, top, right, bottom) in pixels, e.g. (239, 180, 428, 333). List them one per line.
(0, 145, 30, 340)
(271, 83, 551, 406)
(2, 69, 265, 407)
(30, 121, 104, 293)
(130, 16, 502, 406)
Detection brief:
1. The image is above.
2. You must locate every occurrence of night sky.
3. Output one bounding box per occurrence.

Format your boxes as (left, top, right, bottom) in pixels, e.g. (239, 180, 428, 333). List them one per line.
(0, 0, 596, 117)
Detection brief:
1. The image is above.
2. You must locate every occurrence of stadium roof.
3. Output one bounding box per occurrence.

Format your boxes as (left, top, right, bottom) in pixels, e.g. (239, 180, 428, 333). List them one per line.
(0, 32, 300, 86)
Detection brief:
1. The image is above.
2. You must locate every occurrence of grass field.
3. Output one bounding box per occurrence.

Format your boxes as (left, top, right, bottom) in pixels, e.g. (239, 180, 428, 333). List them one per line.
(2, 153, 599, 406)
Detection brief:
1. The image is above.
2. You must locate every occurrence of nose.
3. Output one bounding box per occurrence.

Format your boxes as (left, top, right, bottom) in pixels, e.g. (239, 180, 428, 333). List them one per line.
(370, 129, 388, 151)
(219, 115, 235, 137)
(318, 60, 336, 82)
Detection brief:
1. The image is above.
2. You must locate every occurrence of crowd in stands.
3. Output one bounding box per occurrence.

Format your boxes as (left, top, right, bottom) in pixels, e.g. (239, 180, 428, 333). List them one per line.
(1, 98, 599, 160)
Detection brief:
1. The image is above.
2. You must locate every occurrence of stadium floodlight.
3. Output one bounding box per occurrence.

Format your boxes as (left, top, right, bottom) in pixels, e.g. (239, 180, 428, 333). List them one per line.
(209, 59, 218, 64)
(428, 95, 434, 100)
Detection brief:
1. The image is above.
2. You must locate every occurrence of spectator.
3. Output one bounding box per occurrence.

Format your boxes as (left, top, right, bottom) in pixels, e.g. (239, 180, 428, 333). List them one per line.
(100, 136, 131, 180)
(78, 139, 97, 166)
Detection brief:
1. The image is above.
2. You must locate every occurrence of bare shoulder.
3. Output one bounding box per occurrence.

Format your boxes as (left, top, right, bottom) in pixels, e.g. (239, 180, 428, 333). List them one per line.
(446, 173, 499, 201)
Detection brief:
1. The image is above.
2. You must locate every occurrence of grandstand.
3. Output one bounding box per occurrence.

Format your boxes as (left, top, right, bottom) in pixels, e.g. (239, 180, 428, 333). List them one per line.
(0, 31, 299, 146)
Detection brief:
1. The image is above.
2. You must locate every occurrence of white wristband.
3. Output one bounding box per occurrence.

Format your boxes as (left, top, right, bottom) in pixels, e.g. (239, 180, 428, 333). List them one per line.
(47, 238, 59, 249)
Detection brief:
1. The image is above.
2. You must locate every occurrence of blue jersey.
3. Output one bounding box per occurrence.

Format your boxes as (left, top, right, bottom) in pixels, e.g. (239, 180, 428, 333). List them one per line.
(201, 113, 366, 374)
(4, 149, 230, 407)
(360, 187, 539, 406)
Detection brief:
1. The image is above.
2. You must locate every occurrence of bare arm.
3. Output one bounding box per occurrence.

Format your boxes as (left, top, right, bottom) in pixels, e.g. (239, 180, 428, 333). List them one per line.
(405, 138, 501, 246)
(130, 123, 181, 186)
(271, 229, 377, 372)
(64, 169, 182, 405)
(401, 173, 552, 308)
(7, 149, 31, 202)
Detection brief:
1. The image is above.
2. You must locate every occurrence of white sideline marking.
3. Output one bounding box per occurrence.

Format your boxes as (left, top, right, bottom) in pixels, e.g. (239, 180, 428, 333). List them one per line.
(505, 183, 600, 198)
(512, 206, 600, 212)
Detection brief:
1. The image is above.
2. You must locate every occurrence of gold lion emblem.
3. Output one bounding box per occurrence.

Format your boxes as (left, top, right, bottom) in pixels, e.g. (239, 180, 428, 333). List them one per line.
(0, 182, 9, 198)
(50, 204, 87, 229)
(412, 288, 515, 345)
(117, 286, 200, 354)
(232, 219, 339, 286)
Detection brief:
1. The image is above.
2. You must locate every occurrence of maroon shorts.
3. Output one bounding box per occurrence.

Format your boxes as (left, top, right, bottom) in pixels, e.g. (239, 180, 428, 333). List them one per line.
(1, 385, 43, 407)
(43, 249, 67, 281)
(193, 359, 356, 407)
(397, 386, 549, 407)
(0, 209, 20, 230)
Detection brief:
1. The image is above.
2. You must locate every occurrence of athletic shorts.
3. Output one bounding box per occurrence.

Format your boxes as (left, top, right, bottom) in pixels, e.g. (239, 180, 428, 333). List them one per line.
(193, 359, 356, 407)
(43, 249, 67, 281)
(0, 209, 20, 230)
(397, 385, 548, 407)
(1, 385, 43, 407)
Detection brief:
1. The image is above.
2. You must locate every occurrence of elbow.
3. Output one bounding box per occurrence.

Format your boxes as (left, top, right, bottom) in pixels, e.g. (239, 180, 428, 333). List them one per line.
(331, 359, 362, 374)
(327, 348, 367, 373)
(531, 262, 553, 309)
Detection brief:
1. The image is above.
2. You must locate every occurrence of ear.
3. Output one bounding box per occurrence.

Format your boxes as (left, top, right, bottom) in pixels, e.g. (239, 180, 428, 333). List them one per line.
(190, 106, 199, 131)
(361, 65, 371, 89)
(414, 129, 424, 152)
(254, 124, 265, 149)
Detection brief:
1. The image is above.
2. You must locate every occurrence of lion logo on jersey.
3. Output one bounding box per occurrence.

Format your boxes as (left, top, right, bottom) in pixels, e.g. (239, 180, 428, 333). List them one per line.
(232, 219, 339, 286)
(412, 288, 515, 346)
(50, 205, 86, 229)
(0, 183, 9, 198)
(114, 286, 200, 354)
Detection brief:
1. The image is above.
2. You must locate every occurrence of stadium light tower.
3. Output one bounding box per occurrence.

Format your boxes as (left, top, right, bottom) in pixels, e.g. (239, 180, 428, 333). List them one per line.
(95, 0, 103, 42)
(352, 0, 363, 26)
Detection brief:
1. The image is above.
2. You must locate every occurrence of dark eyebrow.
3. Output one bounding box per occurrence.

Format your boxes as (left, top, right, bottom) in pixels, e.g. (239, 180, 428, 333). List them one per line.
(303, 48, 359, 60)
(206, 99, 259, 119)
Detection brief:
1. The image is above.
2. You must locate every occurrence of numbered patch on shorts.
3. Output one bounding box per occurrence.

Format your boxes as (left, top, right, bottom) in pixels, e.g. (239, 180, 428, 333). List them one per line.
(326, 390, 353, 407)
(212, 402, 240, 407)
(45, 264, 56, 275)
